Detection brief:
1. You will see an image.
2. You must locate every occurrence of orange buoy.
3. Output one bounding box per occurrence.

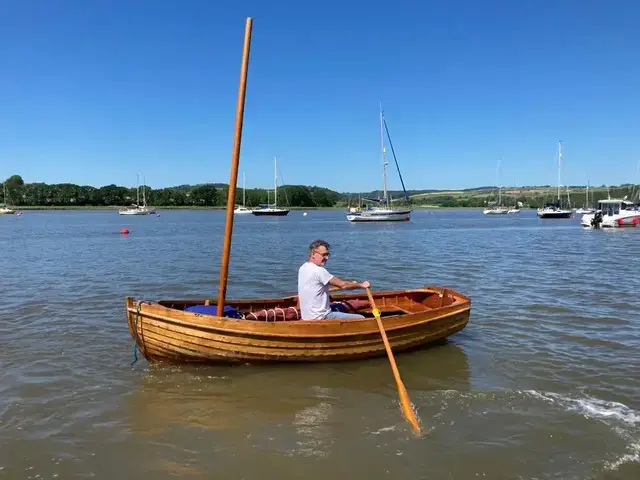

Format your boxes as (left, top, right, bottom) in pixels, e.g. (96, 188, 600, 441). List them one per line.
(120, 228, 130, 235)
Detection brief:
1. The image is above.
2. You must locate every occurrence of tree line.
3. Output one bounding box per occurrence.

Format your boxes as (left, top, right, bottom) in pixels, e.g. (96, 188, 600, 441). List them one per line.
(2, 174, 637, 209)
(1, 175, 343, 208)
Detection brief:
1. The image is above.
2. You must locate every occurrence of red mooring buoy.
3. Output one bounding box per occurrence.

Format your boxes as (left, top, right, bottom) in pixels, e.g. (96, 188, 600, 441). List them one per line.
(120, 228, 130, 235)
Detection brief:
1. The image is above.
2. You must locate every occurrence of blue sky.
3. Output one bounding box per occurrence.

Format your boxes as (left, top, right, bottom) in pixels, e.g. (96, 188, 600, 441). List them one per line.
(1, 0, 639, 192)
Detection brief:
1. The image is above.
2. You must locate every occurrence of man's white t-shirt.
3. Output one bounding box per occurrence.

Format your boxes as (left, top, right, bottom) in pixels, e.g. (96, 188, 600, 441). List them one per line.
(298, 262, 334, 320)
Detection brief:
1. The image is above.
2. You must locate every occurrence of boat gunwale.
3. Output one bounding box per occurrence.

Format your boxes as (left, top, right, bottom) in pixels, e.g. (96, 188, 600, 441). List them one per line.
(127, 303, 471, 339)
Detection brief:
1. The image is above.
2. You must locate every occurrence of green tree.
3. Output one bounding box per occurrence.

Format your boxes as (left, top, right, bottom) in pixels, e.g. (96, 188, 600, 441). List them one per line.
(4, 174, 24, 188)
(190, 185, 218, 206)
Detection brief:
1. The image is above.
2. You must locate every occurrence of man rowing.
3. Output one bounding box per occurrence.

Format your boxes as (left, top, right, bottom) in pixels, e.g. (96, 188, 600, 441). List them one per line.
(297, 239, 370, 320)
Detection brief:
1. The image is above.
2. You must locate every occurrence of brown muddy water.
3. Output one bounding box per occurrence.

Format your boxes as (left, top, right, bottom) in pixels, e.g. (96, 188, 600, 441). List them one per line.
(0, 209, 638, 479)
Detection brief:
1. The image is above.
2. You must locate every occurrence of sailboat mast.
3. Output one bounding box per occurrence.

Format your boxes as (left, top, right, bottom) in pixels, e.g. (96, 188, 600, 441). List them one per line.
(274, 156, 278, 207)
(586, 181, 589, 207)
(557, 141, 562, 201)
(380, 104, 388, 206)
(136, 173, 140, 206)
(243, 172, 246, 206)
(217, 17, 253, 316)
(497, 158, 501, 206)
(142, 176, 147, 207)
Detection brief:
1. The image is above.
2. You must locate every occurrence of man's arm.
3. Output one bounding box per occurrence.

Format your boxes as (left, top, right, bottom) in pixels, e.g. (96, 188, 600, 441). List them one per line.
(328, 276, 370, 290)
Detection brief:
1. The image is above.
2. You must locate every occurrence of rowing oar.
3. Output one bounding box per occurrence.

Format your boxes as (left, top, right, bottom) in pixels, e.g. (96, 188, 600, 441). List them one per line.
(365, 287, 422, 435)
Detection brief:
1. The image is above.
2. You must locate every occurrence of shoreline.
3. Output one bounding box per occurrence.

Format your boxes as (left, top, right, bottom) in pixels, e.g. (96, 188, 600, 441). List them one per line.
(12, 205, 494, 211)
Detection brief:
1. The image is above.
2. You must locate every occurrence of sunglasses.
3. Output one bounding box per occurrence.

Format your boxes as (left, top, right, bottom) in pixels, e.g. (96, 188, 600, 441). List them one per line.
(313, 250, 331, 258)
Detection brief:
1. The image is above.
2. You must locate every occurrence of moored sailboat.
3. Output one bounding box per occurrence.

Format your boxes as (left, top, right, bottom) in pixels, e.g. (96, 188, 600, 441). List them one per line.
(483, 160, 510, 215)
(575, 181, 595, 214)
(234, 172, 253, 214)
(0, 182, 16, 214)
(483, 185, 509, 214)
(251, 157, 290, 216)
(537, 141, 573, 218)
(119, 175, 156, 215)
(346, 106, 412, 222)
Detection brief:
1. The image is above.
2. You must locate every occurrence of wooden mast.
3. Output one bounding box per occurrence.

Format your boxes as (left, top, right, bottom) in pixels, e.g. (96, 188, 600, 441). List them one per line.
(217, 17, 253, 315)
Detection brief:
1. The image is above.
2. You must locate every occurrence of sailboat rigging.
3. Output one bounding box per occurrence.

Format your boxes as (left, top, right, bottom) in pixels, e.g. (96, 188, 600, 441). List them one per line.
(575, 180, 595, 214)
(234, 172, 252, 214)
(0, 182, 16, 214)
(537, 141, 573, 219)
(119, 174, 156, 215)
(483, 159, 509, 215)
(347, 106, 412, 222)
(251, 156, 290, 216)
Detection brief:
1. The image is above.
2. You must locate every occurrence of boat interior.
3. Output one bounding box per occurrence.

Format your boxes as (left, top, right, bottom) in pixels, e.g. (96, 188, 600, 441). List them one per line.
(156, 289, 461, 321)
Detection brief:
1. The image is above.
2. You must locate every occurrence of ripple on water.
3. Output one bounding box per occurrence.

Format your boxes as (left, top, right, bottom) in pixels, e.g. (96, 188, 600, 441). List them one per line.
(1, 209, 640, 479)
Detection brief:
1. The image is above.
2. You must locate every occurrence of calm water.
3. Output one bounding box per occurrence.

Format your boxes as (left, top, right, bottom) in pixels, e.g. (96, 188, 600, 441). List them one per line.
(1, 209, 639, 479)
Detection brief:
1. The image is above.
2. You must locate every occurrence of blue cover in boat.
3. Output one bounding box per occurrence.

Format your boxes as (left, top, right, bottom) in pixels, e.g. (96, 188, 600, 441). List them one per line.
(185, 305, 244, 318)
(330, 302, 349, 313)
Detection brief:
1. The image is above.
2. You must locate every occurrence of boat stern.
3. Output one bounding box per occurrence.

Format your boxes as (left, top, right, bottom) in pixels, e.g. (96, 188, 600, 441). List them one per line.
(580, 212, 596, 227)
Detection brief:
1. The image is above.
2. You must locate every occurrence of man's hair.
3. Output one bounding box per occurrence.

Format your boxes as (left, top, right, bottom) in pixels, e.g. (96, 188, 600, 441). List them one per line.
(309, 239, 330, 252)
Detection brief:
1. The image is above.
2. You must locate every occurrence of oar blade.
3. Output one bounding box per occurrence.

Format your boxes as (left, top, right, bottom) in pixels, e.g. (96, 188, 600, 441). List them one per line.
(398, 383, 422, 435)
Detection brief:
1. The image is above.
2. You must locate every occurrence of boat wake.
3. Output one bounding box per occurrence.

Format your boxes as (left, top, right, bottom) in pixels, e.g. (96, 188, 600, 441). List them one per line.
(525, 390, 640, 426)
(524, 390, 640, 470)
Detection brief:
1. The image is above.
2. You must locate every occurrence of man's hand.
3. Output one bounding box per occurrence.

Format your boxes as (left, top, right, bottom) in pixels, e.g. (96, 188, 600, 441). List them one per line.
(360, 280, 370, 289)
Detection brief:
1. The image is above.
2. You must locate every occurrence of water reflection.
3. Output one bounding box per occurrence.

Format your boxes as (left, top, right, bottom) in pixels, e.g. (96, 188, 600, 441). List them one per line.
(123, 342, 469, 473)
(126, 341, 470, 432)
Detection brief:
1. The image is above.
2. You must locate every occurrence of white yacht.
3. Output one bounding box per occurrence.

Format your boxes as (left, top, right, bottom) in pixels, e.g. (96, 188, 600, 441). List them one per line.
(251, 157, 290, 216)
(347, 106, 412, 223)
(537, 141, 573, 219)
(581, 199, 640, 228)
(347, 205, 411, 222)
(483, 162, 510, 215)
(0, 182, 16, 214)
(483, 203, 509, 215)
(119, 175, 156, 215)
(234, 172, 253, 214)
(575, 182, 595, 214)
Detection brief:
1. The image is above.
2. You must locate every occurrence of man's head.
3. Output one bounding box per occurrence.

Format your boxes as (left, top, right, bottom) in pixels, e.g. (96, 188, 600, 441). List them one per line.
(308, 239, 331, 266)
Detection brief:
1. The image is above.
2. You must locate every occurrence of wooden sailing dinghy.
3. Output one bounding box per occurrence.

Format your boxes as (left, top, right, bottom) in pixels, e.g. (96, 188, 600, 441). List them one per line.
(124, 18, 472, 368)
(125, 286, 470, 364)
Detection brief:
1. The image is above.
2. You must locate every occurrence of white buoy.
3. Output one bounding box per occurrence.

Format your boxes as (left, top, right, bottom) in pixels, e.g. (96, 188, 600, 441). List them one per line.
(303, 212, 308, 216)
